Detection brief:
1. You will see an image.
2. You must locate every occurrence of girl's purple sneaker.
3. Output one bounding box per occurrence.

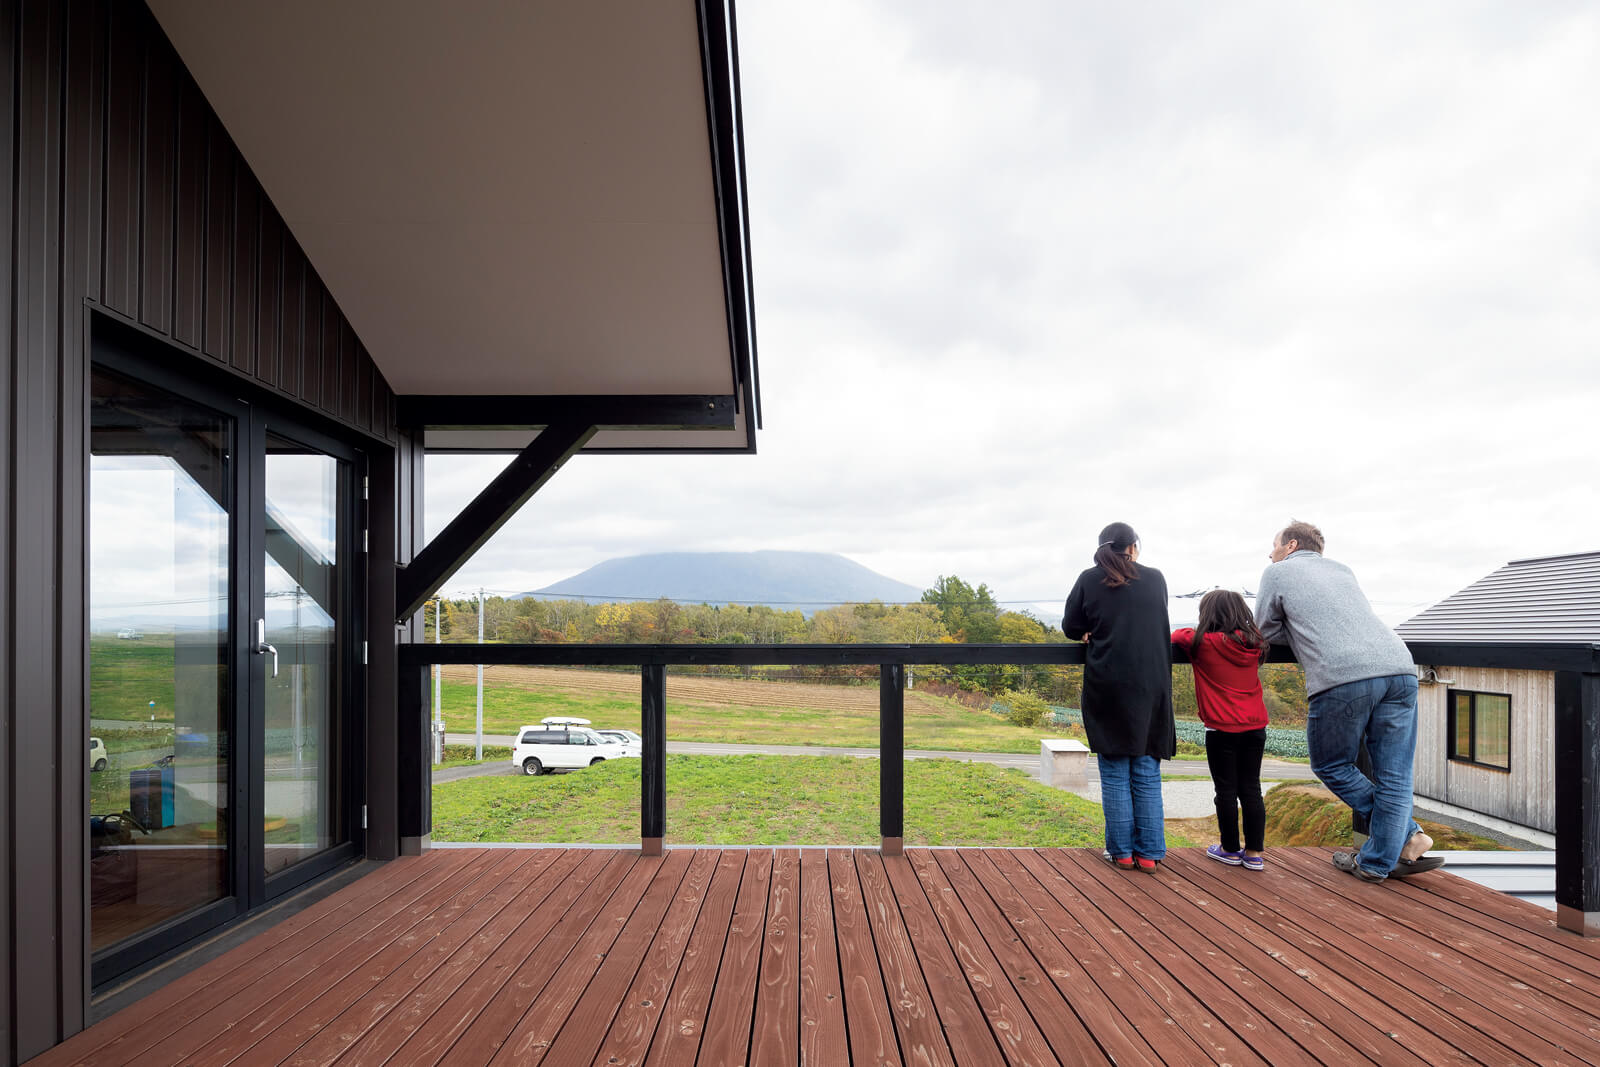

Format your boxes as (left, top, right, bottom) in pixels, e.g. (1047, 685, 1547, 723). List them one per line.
(1241, 854, 1265, 871)
(1206, 844, 1244, 866)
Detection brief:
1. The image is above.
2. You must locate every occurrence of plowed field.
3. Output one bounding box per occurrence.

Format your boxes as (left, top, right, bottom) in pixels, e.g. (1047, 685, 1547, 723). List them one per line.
(441, 664, 939, 714)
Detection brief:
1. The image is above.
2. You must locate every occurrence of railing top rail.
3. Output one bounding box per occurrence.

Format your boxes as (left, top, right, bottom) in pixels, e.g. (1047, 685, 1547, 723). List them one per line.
(399, 640, 1600, 673)
(397, 641, 1302, 668)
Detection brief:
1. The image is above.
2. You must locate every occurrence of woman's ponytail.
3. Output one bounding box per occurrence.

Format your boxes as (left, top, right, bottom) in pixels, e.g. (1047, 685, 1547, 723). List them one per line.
(1094, 522, 1140, 588)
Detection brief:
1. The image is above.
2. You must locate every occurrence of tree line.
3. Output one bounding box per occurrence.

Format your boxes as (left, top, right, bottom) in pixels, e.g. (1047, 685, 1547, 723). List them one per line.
(424, 573, 1308, 722)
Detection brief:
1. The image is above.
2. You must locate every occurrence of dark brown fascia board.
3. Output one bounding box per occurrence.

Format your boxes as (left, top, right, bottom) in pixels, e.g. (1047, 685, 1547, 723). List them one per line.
(1404, 641, 1600, 674)
(696, 0, 762, 433)
(395, 394, 736, 431)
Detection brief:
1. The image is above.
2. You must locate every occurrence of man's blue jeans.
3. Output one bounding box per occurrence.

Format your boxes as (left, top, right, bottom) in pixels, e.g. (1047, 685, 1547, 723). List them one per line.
(1307, 674, 1421, 878)
(1098, 754, 1165, 860)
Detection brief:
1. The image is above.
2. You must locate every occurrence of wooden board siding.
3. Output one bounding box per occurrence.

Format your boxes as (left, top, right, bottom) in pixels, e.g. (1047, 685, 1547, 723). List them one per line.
(1414, 667, 1556, 833)
(1, 3, 400, 1060)
(29, 846, 1600, 1067)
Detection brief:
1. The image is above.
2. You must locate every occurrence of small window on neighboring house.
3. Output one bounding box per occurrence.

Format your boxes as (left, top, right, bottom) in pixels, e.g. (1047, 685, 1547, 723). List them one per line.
(1448, 690, 1511, 770)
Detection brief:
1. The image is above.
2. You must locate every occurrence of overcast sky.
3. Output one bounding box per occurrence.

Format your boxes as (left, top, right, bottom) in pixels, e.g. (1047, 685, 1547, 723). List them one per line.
(430, 1, 1599, 626)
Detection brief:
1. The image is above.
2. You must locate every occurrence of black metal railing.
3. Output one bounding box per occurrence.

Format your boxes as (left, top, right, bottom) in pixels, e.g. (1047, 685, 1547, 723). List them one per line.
(397, 639, 1600, 934)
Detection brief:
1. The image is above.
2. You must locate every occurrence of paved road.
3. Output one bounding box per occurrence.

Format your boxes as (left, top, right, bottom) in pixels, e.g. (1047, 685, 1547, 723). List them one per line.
(437, 732, 1317, 786)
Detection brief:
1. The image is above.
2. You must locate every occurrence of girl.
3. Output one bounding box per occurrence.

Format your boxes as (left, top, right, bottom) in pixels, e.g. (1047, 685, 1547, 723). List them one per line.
(1172, 589, 1271, 871)
(1063, 522, 1175, 872)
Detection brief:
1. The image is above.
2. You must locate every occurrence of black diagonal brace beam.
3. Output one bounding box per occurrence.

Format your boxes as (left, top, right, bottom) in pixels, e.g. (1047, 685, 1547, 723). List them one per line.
(395, 421, 596, 621)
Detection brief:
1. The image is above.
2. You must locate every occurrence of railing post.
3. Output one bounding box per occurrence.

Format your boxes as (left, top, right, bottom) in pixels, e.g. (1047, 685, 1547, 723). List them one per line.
(396, 657, 431, 856)
(880, 662, 904, 856)
(641, 664, 666, 856)
(1555, 670, 1600, 935)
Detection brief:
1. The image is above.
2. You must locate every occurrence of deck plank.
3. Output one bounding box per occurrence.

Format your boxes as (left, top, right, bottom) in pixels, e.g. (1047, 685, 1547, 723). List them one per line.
(796, 848, 849, 1067)
(46, 848, 498, 1067)
(1275, 848, 1600, 1060)
(1066, 848, 1434, 1066)
(49, 847, 1600, 1067)
(886, 851, 1053, 1067)
(34, 850, 472, 1067)
(378, 849, 637, 1066)
(1054, 848, 1364, 1064)
(473, 852, 669, 1065)
(871, 853, 1007, 1066)
(970, 849, 1175, 1066)
(202, 849, 547, 1065)
(1161, 849, 1514, 1067)
(964, 850, 1223, 1066)
(750, 847, 801, 1067)
(829, 847, 903, 1067)
(507, 851, 698, 1065)
(1238, 848, 1575, 1064)
(644, 849, 750, 1066)
(590, 849, 723, 1067)
(268, 848, 584, 1067)
(1403, 865, 1600, 965)
(697, 845, 775, 1067)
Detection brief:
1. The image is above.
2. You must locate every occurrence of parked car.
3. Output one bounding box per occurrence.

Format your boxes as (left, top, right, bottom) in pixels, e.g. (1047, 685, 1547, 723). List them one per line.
(595, 729, 642, 756)
(512, 725, 628, 776)
(89, 736, 107, 772)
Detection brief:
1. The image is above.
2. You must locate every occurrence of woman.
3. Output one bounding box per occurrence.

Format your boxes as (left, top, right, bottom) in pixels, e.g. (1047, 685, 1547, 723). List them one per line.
(1063, 522, 1175, 871)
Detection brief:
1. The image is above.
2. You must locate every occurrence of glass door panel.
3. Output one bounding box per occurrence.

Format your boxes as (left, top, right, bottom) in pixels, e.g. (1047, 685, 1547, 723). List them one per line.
(89, 367, 233, 952)
(261, 434, 345, 875)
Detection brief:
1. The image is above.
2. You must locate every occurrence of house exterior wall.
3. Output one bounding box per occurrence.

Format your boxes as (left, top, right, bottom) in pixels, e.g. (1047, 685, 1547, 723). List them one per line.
(1414, 666, 1555, 834)
(1, 3, 407, 1061)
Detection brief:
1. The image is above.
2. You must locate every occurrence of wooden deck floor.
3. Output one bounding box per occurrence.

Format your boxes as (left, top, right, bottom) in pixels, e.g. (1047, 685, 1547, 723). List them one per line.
(34, 846, 1600, 1066)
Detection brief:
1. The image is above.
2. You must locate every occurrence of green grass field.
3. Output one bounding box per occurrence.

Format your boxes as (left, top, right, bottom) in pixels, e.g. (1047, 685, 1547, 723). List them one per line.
(90, 637, 179, 721)
(432, 754, 1197, 849)
(432, 675, 1091, 754)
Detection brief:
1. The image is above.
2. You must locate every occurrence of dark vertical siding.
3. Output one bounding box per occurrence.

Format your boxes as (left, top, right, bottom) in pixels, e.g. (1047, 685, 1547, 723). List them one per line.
(201, 113, 232, 363)
(13, 1, 67, 1059)
(0, 1, 16, 1058)
(101, 2, 139, 317)
(138, 28, 174, 334)
(3, 3, 399, 1060)
(171, 69, 204, 347)
(281, 249, 303, 398)
(230, 169, 259, 376)
(257, 213, 283, 388)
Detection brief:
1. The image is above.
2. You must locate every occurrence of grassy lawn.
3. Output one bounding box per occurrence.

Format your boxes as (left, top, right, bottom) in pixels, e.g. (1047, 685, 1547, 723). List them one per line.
(432, 754, 1198, 849)
(90, 636, 179, 720)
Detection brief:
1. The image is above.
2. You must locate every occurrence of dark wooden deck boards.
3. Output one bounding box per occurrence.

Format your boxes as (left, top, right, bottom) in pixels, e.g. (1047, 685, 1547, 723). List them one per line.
(34, 847, 1600, 1066)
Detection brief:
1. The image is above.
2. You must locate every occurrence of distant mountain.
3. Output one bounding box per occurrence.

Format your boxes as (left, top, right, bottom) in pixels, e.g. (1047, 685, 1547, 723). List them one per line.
(521, 551, 925, 614)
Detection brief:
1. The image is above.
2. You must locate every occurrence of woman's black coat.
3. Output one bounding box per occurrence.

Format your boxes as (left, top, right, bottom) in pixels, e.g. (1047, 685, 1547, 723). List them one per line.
(1062, 562, 1176, 759)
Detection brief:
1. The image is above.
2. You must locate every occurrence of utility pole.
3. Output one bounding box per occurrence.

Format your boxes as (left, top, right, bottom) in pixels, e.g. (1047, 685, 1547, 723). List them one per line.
(432, 598, 444, 764)
(476, 587, 485, 760)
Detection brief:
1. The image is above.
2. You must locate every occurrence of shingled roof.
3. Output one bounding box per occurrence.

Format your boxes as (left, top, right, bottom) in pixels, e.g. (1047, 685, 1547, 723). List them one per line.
(1398, 552, 1600, 644)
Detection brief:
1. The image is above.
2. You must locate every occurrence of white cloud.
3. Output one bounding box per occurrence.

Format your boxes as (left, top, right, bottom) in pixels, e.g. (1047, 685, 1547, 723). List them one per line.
(431, 1, 1600, 627)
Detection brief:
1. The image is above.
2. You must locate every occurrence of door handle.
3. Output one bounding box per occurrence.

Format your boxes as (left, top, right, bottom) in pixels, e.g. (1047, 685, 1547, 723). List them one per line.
(255, 618, 278, 678)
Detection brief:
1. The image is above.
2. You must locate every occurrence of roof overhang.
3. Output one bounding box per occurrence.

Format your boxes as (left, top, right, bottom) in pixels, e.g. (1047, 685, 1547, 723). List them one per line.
(149, 0, 759, 453)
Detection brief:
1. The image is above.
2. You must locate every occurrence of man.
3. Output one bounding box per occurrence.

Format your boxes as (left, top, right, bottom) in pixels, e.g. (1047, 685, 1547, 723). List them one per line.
(1255, 520, 1442, 881)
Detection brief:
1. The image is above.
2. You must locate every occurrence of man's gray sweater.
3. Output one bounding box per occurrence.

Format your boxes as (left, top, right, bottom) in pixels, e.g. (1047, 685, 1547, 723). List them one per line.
(1254, 550, 1414, 697)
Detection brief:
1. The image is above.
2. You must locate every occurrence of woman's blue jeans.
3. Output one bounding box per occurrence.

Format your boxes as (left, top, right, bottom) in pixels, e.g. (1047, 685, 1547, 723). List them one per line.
(1307, 673, 1421, 878)
(1098, 754, 1165, 860)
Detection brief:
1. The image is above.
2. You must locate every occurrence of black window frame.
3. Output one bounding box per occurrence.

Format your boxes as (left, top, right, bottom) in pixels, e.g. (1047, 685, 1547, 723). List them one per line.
(1446, 688, 1513, 772)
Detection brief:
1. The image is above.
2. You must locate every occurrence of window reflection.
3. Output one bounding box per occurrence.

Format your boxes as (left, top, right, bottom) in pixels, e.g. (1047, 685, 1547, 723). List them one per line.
(89, 368, 231, 952)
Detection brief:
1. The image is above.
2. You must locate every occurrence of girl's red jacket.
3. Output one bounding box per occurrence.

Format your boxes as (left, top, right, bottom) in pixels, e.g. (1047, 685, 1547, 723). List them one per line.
(1172, 628, 1270, 732)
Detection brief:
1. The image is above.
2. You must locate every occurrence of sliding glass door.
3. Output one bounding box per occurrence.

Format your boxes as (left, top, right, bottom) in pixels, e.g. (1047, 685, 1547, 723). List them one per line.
(259, 430, 350, 882)
(89, 347, 363, 983)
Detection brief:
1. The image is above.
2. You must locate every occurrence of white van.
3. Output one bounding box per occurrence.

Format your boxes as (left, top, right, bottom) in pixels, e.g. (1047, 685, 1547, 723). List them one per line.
(511, 724, 628, 776)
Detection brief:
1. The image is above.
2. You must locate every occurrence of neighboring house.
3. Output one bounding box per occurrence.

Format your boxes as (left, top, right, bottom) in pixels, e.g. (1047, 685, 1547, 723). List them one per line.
(1398, 552, 1600, 836)
(1, 3, 758, 1061)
